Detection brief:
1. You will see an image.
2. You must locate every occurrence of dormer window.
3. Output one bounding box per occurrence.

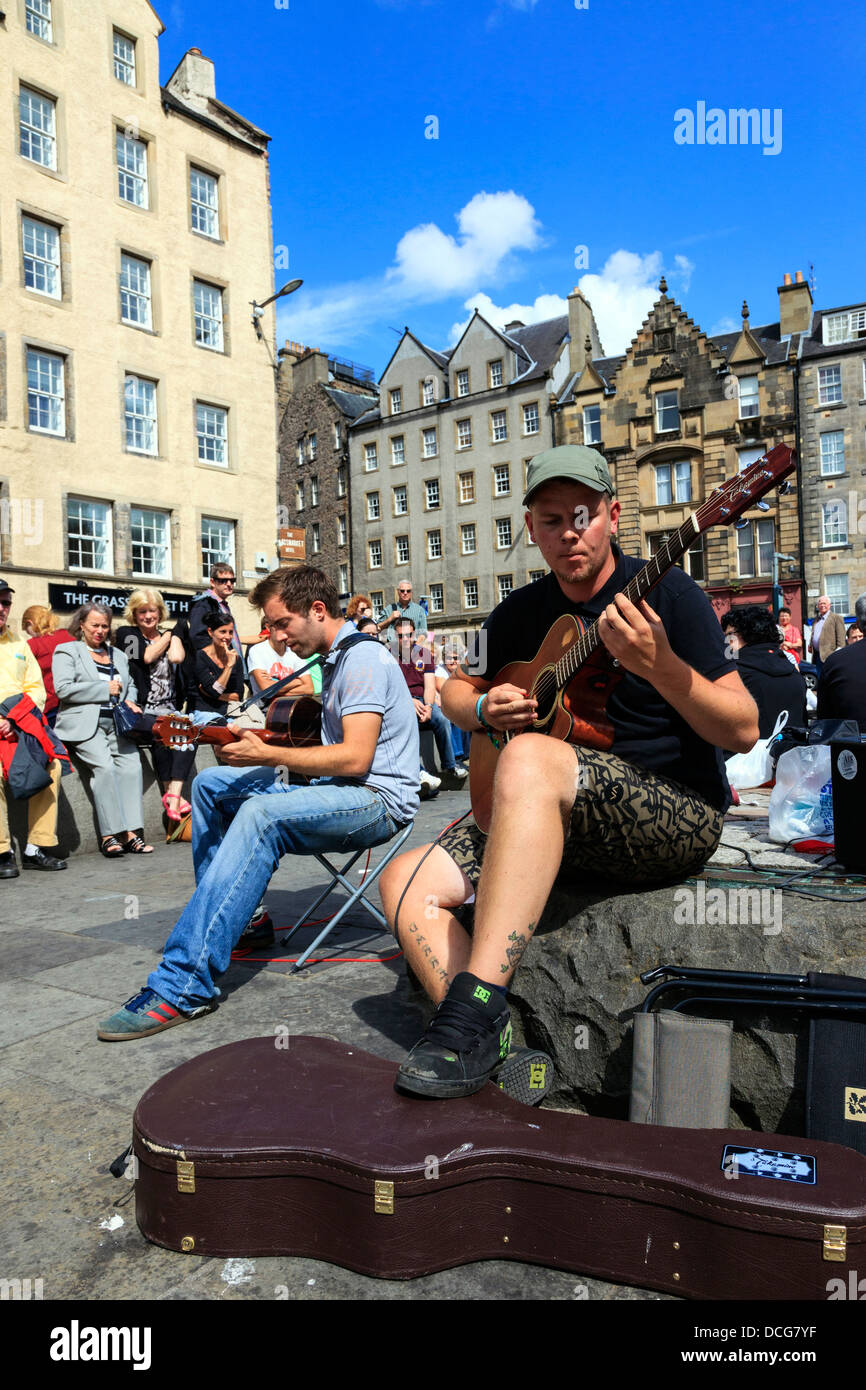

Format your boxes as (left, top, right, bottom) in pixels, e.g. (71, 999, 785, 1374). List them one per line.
(389, 387, 402, 415)
(823, 309, 866, 345)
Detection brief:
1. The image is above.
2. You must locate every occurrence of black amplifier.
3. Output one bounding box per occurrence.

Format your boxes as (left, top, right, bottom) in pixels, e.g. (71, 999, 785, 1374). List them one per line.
(831, 740, 866, 873)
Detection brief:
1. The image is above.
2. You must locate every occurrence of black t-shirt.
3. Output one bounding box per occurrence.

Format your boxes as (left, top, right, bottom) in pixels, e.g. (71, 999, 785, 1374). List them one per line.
(817, 641, 866, 728)
(191, 650, 245, 713)
(466, 544, 733, 812)
(731, 645, 807, 748)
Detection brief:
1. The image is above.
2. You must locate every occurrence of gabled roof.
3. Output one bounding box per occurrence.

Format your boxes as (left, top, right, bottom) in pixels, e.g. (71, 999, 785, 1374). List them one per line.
(557, 355, 625, 405)
(709, 321, 793, 366)
(324, 387, 379, 420)
(506, 316, 569, 381)
(378, 329, 450, 385)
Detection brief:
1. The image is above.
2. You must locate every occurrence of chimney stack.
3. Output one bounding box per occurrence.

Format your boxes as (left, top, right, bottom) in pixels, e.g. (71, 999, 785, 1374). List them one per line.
(778, 269, 813, 336)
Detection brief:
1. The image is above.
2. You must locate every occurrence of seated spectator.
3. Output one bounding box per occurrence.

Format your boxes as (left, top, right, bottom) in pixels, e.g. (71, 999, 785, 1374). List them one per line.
(346, 594, 374, 628)
(394, 617, 467, 789)
(817, 596, 866, 728)
(435, 643, 471, 764)
(356, 618, 380, 636)
(846, 624, 863, 645)
(53, 603, 152, 856)
(190, 613, 246, 716)
(115, 589, 196, 824)
(247, 629, 318, 698)
(22, 605, 74, 728)
(777, 607, 802, 664)
(720, 605, 807, 752)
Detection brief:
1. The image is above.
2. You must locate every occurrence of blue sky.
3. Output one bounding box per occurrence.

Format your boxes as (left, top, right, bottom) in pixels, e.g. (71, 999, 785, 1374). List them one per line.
(159, 0, 866, 371)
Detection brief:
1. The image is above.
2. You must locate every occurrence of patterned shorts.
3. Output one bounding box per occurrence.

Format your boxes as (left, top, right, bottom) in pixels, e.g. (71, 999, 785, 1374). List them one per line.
(438, 748, 724, 892)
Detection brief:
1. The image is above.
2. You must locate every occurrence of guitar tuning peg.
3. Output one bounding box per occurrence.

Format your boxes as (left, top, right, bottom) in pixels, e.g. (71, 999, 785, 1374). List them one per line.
(755, 499, 771, 512)
(734, 518, 751, 530)
(778, 480, 791, 494)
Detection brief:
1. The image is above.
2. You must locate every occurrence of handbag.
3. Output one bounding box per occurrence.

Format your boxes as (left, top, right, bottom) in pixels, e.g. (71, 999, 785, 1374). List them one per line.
(108, 652, 142, 742)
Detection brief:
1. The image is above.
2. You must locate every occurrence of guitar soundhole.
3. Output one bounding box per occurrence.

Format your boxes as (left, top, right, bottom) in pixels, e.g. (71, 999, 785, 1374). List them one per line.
(532, 670, 557, 730)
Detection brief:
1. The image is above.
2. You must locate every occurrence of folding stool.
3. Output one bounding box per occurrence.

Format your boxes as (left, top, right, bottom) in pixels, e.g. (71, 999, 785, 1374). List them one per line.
(279, 821, 415, 973)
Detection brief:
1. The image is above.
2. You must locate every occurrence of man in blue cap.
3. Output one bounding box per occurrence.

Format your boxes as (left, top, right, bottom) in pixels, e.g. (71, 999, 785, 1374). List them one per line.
(380, 445, 760, 1098)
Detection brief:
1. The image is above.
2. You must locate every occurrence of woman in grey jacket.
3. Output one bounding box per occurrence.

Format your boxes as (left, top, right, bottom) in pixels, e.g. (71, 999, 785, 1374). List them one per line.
(52, 603, 153, 856)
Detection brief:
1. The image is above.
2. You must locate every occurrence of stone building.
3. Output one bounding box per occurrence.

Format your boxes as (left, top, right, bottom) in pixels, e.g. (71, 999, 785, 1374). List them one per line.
(556, 277, 803, 623)
(276, 344, 378, 599)
(349, 290, 601, 636)
(795, 283, 866, 620)
(0, 1, 278, 626)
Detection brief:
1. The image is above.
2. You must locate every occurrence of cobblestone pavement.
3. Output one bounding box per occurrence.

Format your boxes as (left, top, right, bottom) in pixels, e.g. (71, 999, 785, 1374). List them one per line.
(0, 786, 827, 1305)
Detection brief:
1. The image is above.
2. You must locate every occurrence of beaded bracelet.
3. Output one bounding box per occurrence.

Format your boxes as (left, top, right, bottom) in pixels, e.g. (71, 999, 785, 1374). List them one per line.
(475, 693, 502, 749)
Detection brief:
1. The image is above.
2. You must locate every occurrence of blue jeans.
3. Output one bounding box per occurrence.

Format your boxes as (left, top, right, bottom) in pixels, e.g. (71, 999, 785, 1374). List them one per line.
(147, 765, 400, 1009)
(421, 703, 456, 771)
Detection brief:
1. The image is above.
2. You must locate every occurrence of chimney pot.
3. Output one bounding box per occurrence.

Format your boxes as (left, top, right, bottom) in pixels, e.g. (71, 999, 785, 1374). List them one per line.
(783, 273, 792, 286)
(795, 270, 804, 283)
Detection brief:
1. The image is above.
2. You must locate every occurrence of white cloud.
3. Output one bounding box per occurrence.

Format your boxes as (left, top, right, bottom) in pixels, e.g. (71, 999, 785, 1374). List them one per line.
(672, 254, 695, 293)
(709, 315, 739, 336)
(575, 250, 662, 355)
(388, 192, 541, 296)
(282, 191, 543, 347)
(449, 291, 568, 344)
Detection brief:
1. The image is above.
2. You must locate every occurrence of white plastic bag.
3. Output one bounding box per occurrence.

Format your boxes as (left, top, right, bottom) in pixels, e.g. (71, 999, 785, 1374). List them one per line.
(726, 710, 789, 790)
(768, 744, 834, 844)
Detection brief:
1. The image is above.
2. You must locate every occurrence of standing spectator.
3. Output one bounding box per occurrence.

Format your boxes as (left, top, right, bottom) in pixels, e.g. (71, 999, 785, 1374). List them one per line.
(817, 596, 866, 727)
(395, 617, 467, 789)
(720, 606, 807, 751)
(377, 581, 427, 635)
(356, 618, 379, 636)
(188, 565, 256, 669)
(22, 605, 74, 727)
(115, 589, 196, 823)
(808, 595, 846, 673)
(0, 581, 68, 876)
(346, 595, 374, 627)
(777, 607, 802, 665)
(846, 624, 863, 645)
(435, 643, 471, 764)
(190, 613, 245, 716)
(53, 603, 152, 856)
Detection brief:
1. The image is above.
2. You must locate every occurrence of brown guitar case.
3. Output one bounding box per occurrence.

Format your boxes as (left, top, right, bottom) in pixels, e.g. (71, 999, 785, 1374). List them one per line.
(132, 1036, 866, 1299)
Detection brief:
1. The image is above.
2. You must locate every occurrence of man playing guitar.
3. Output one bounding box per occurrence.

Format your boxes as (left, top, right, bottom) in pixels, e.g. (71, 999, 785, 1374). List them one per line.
(381, 445, 760, 1099)
(98, 567, 420, 1040)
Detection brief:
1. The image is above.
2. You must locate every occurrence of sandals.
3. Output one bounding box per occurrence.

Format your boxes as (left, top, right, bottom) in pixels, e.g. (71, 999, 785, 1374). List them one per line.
(122, 834, 154, 855)
(100, 836, 125, 858)
(162, 793, 192, 823)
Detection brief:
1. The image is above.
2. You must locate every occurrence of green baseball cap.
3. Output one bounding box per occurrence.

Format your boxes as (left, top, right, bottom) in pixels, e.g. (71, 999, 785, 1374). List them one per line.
(522, 445, 614, 505)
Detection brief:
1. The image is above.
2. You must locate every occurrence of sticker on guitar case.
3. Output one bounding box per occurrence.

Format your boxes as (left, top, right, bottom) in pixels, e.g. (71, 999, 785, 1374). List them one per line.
(721, 1144, 816, 1184)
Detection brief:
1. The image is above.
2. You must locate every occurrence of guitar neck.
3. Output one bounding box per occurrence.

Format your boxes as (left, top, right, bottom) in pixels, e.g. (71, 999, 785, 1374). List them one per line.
(557, 515, 699, 687)
(195, 724, 284, 747)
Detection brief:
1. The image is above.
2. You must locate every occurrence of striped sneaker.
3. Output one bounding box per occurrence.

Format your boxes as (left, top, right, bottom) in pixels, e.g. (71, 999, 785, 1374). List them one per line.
(97, 988, 214, 1042)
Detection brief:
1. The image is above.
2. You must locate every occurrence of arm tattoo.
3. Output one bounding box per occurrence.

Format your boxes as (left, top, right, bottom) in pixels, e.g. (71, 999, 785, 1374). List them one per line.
(500, 925, 534, 975)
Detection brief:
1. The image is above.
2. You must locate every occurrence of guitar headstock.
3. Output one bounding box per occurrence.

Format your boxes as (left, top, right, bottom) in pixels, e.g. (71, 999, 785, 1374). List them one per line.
(696, 443, 795, 534)
(152, 714, 199, 750)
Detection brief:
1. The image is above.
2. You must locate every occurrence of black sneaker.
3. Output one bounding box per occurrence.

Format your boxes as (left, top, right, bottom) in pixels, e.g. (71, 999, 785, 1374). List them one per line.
(395, 972, 512, 1099)
(494, 1047, 554, 1106)
(236, 906, 274, 951)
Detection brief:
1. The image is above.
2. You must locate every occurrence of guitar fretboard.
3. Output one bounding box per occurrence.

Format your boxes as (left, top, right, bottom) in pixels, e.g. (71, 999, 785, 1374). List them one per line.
(553, 515, 701, 687)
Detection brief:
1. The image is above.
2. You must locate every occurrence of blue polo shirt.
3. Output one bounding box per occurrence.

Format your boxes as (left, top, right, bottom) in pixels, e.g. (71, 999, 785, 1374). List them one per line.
(317, 623, 419, 823)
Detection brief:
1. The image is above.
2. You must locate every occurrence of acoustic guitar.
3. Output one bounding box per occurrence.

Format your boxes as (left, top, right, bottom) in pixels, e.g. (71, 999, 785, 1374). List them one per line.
(469, 443, 796, 831)
(152, 695, 322, 753)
